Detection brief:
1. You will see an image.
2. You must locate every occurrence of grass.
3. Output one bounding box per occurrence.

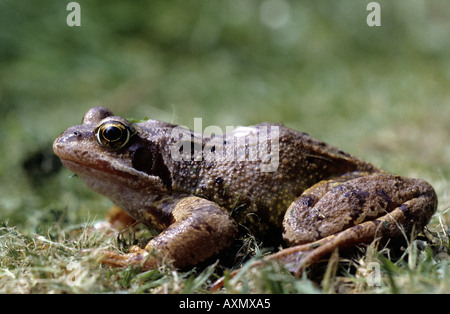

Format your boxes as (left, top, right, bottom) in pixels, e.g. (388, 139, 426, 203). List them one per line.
(1, 1, 449, 293)
(1, 204, 449, 294)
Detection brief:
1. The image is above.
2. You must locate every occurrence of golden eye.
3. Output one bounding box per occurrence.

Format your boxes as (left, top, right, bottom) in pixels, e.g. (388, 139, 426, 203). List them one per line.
(95, 121, 131, 151)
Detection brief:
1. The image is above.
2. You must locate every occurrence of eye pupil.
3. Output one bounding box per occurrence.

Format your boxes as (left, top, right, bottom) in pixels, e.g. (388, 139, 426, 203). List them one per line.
(95, 121, 132, 151)
(103, 126, 122, 141)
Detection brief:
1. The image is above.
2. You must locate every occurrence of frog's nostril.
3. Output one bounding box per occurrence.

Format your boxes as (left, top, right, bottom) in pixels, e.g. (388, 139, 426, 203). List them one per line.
(53, 137, 66, 157)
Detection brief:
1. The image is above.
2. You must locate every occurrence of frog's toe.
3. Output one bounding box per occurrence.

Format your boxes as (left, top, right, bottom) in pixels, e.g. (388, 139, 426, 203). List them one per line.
(99, 248, 161, 270)
(210, 240, 323, 291)
(264, 239, 332, 276)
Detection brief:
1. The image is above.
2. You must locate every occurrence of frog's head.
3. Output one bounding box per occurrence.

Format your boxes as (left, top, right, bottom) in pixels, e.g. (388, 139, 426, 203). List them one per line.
(53, 107, 172, 208)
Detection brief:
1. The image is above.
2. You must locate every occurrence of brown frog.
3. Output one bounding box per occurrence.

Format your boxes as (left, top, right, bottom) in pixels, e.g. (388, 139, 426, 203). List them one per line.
(53, 107, 437, 274)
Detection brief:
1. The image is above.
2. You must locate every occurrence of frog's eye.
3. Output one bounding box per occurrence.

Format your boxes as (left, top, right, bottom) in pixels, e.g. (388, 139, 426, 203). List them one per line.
(95, 121, 132, 151)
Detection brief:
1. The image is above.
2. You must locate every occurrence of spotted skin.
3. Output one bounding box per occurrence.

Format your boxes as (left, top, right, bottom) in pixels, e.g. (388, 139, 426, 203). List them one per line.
(53, 107, 437, 272)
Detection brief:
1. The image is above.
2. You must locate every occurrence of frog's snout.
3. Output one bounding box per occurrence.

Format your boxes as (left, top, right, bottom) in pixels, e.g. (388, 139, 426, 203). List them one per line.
(53, 133, 66, 157)
(53, 126, 85, 159)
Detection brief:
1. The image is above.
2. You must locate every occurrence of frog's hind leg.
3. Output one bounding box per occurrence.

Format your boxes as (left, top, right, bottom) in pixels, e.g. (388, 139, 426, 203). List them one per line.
(277, 172, 437, 275)
(210, 173, 437, 290)
(265, 218, 386, 276)
(210, 228, 363, 291)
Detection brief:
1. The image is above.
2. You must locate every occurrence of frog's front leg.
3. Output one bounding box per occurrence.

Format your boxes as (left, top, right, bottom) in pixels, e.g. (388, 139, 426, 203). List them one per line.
(279, 172, 437, 275)
(100, 196, 238, 270)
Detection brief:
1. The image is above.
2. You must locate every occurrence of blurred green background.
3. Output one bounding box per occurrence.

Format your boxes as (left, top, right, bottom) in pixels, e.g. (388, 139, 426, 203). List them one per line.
(0, 0, 449, 233)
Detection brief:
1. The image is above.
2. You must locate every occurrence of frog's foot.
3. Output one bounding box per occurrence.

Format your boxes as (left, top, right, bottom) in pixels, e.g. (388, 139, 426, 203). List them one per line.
(209, 236, 335, 291)
(99, 246, 164, 270)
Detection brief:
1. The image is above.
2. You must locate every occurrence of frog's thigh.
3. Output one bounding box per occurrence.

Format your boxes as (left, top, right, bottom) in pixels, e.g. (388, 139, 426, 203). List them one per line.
(102, 196, 238, 270)
(283, 173, 437, 246)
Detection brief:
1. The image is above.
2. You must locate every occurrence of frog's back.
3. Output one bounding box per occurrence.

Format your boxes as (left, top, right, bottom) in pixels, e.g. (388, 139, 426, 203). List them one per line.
(159, 123, 377, 236)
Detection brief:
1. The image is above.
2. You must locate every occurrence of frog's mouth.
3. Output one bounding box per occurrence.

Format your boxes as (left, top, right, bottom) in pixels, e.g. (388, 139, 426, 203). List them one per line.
(53, 133, 144, 181)
(57, 156, 142, 182)
(53, 136, 172, 192)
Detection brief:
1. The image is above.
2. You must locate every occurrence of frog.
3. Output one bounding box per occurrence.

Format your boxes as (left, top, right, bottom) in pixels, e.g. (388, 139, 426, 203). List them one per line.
(53, 106, 437, 274)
